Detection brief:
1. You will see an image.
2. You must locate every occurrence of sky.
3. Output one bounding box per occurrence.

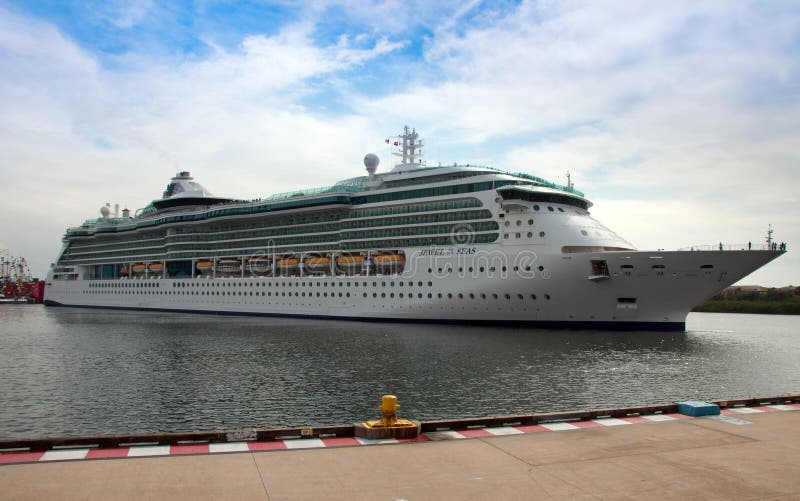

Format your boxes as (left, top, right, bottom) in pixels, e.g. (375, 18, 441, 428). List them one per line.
(0, 0, 798, 286)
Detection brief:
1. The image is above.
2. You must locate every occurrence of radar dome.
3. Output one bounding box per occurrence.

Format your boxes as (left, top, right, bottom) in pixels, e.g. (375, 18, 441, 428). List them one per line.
(100, 205, 111, 218)
(364, 153, 380, 174)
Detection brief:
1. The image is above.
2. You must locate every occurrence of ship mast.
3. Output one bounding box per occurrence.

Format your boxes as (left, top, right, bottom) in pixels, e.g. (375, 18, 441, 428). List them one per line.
(391, 126, 424, 170)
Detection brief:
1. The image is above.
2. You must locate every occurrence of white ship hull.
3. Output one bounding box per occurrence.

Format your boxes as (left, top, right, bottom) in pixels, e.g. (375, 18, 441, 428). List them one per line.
(44, 129, 786, 330)
(44, 247, 782, 331)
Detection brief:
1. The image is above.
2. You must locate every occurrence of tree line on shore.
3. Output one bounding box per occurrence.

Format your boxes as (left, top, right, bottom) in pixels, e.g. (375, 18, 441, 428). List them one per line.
(693, 287, 800, 314)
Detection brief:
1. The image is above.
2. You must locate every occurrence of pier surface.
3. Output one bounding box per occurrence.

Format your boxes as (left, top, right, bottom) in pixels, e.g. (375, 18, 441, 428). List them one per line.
(1, 409, 798, 500)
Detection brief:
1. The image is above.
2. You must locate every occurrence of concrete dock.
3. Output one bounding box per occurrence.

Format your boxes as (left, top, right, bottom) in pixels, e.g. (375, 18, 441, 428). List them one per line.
(1, 409, 798, 500)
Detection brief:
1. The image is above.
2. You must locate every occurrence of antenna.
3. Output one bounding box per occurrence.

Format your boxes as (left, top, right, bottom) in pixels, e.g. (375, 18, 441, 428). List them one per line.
(766, 224, 774, 247)
(390, 126, 424, 170)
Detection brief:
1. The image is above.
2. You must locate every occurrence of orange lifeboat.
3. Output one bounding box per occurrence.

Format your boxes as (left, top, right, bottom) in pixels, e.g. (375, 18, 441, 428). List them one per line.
(305, 256, 331, 272)
(149, 262, 164, 273)
(196, 260, 214, 271)
(336, 255, 364, 266)
(132, 263, 146, 274)
(276, 257, 300, 275)
(277, 257, 300, 268)
(373, 253, 406, 272)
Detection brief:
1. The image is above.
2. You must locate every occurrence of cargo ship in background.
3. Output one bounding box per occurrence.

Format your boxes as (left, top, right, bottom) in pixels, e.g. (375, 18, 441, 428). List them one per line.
(0, 254, 44, 303)
(44, 127, 784, 330)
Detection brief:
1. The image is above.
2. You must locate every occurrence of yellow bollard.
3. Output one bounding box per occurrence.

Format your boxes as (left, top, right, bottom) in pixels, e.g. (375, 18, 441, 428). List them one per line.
(354, 394, 420, 439)
(380, 395, 399, 427)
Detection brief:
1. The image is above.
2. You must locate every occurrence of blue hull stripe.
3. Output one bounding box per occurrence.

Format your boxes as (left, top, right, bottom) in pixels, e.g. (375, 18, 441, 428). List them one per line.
(43, 300, 686, 332)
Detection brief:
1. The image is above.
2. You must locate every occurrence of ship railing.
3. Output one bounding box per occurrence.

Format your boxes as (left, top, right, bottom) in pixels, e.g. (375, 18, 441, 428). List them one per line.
(678, 243, 774, 251)
(261, 185, 361, 201)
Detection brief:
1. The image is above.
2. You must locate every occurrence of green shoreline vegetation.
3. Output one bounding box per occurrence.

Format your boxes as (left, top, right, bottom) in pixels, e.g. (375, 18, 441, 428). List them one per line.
(693, 287, 800, 314)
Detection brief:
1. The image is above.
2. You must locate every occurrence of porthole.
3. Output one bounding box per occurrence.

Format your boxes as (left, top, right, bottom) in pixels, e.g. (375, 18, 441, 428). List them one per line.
(528, 219, 534, 225)
(458, 293, 463, 299)
(517, 294, 523, 300)
(533, 205, 540, 211)
(538, 266, 544, 271)
(516, 220, 522, 226)
(504, 221, 511, 227)
(558, 207, 564, 212)
(504, 233, 509, 239)
(581, 230, 588, 236)
(540, 231, 546, 237)
(545, 294, 551, 300)
(530, 294, 537, 300)
(515, 233, 520, 238)
(527, 232, 532, 238)
(548, 206, 554, 212)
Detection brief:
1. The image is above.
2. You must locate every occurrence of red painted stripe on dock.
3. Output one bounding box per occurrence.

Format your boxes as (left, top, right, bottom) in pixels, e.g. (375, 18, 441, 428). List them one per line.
(0, 451, 44, 464)
(248, 441, 287, 451)
(85, 448, 130, 459)
(571, 421, 604, 429)
(321, 437, 360, 447)
(170, 444, 210, 455)
(458, 428, 494, 437)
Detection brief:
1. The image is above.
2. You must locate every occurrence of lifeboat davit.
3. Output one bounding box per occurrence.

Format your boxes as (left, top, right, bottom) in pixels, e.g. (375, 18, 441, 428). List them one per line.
(120, 267, 130, 276)
(246, 258, 272, 275)
(217, 259, 242, 275)
(132, 263, 146, 274)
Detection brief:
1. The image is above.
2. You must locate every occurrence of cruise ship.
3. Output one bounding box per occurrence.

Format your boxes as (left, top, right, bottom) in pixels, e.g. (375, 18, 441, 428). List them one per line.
(45, 127, 784, 330)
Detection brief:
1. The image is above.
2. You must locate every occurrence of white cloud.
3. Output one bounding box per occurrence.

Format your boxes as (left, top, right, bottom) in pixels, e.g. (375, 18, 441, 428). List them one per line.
(0, 1, 797, 288)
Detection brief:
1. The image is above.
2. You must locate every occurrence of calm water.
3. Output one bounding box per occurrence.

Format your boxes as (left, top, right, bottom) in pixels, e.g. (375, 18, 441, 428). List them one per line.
(0, 305, 798, 438)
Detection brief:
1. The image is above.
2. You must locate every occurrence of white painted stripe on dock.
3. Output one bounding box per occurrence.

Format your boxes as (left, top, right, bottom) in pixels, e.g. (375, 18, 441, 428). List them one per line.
(594, 418, 631, 427)
(127, 445, 171, 457)
(424, 430, 466, 440)
(641, 414, 676, 422)
(767, 405, 795, 411)
(40, 449, 89, 461)
(540, 422, 579, 431)
(210, 442, 250, 453)
(727, 407, 764, 414)
(484, 426, 524, 436)
(283, 438, 326, 449)
(354, 437, 399, 445)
